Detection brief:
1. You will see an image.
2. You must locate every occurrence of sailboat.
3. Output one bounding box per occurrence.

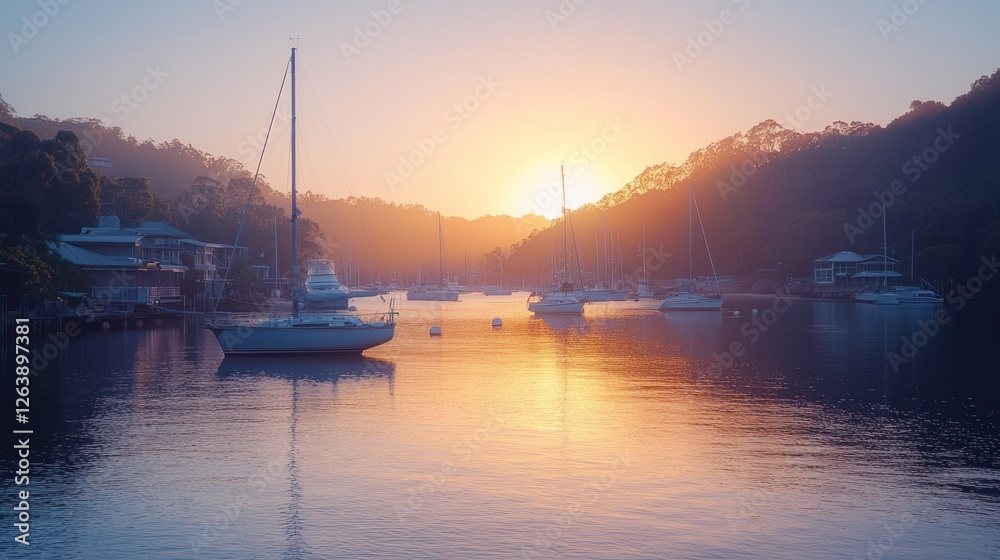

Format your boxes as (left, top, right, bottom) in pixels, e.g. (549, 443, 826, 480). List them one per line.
(854, 203, 900, 305)
(572, 217, 627, 302)
(207, 45, 396, 355)
(890, 230, 943, 304)
(528, 166, 585, 314)
(407, 213, 460, 301)
(658, 186, 723, 311)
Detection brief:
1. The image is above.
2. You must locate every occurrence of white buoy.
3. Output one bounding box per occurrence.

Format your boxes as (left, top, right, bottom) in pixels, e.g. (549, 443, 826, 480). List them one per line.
(733, 310, 740, 317)
(752, 308, 758, 317)
(429, 326, 442, 336)
(492, 318, 502, 328)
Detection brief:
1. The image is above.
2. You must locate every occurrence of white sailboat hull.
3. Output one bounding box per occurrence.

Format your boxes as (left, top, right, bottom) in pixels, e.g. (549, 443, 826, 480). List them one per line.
(209, 321, 395, 355)
(658, 293, 723, 311)
(897, 295, 942, 304)
(527, 291, 585, 314)
(893, 288, 943, 304)
(528, 301, 586, 314)
(855, 292, 901, 305)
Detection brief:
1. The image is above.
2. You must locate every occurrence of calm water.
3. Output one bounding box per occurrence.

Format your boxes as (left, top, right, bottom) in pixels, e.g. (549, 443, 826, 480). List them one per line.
(3, 295, 999, 559)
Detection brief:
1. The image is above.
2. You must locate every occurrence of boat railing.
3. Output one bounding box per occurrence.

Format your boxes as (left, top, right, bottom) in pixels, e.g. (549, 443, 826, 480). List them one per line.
(208, 312, 264, 328)
(359, 310, 397, 326)
(208, 310, 397, 327)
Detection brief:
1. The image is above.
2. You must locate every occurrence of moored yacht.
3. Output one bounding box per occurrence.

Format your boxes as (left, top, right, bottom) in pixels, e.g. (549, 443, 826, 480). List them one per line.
(659, 186, 723, 312)
(207, 45, 395, 356)
(893, 285, 943, 304)
(853, 203, 901, 306)
(527, 289, 585, 314)
(658, 291, 723, 310)
(528, 166, 586, 315)
(406, 212, 461, 302)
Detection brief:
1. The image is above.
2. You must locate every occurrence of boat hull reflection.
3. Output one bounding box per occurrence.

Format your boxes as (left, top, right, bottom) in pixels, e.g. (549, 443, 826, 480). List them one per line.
(216, 355, 396, 381)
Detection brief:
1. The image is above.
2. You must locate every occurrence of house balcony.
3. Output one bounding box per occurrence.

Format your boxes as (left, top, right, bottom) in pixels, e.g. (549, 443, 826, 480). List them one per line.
(92, 286, 182, 304)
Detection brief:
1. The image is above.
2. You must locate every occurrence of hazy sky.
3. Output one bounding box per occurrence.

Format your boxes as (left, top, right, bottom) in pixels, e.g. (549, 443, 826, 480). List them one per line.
(2, 1, 999, 219)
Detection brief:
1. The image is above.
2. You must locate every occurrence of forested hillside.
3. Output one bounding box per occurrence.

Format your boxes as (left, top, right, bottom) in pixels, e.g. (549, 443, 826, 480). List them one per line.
(507, 70, 1000, 295)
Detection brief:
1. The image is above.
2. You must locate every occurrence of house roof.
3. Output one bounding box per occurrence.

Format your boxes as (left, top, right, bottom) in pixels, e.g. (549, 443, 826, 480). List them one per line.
(61, 234, 143, 244)
(79, 221, 189, 239)
(180, 238, 231, 249)
(814, 251, 902, 264)
(814, 251, 865, 263)
(79, 226, 140, 236)
(52, 242, 142, 268)
(859, 254, 902, 264)
(135, 222, 191, 238)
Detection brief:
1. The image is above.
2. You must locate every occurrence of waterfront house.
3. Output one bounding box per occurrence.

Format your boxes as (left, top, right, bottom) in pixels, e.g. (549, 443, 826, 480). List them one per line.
(812, 251, 902, 286)
(56, 216, 244, 307)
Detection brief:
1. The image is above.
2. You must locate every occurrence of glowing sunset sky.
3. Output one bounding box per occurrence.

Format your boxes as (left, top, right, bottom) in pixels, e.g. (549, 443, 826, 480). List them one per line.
(2, 0, 998, 219)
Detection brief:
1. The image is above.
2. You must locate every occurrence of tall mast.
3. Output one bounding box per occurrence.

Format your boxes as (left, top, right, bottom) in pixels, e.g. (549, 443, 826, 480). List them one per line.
(595, 234, 600, 288)
(438, 212, 444, 289)
(688, 186, 693, 289)
(561, 165, 568, 286)
(290, 45, 299, 318)
(882, 203, 887, 289)
(273, 208, 279, 297)
(603, 213, 608, 288)
(605, 230, 617, 290)
(642, 225, 647, 288)
(910, 229, 915, 284)
(691, 187, 721, 295)
(617, 239, 623, 290)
